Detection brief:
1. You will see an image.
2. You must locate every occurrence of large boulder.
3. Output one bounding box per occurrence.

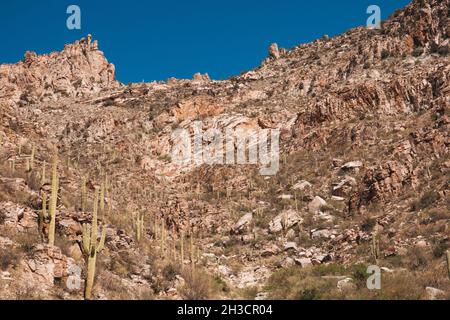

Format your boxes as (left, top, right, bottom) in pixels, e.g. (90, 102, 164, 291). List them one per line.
(268, 210, 303, 234)
(232, 212, 253, 234)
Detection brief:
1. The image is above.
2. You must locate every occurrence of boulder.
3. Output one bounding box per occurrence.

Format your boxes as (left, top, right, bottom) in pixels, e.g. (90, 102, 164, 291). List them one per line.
(332, 176, 357, 197)
(232, 212, 253, 234)
(269, 43, 280, 60)
(294, 257, 312, 268)
(268, 210, 303, 234)
(308, 196, 327, 213)
(341, 161, 363, 171)
(337, 278, 356, 291)
(292, 180, 312, 191)
(425, 287, 445, 300)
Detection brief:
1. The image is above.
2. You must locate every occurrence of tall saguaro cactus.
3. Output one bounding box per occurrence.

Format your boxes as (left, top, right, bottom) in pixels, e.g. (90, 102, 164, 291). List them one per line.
(39, 193, 48, 240)
(30, 145, 35, 170)
(82, 188, 106, 300)
(41, 160, 46, 185)
(180, 231, 185, 268)
(48, 149, 59, 246)
(370, 234, 380, 264)
(80, 176, 87, 212)
(99, 182, 105, 216)
(134, 213, 144, 242)
(446, 250, 450, 280)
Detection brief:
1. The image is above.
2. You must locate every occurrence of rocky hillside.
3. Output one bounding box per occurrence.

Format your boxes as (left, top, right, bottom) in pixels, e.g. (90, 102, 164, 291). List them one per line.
(0, 0, 448, 300)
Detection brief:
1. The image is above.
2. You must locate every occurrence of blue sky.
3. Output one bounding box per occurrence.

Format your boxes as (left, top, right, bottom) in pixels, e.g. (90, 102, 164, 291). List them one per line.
(0, 0, 411, 83)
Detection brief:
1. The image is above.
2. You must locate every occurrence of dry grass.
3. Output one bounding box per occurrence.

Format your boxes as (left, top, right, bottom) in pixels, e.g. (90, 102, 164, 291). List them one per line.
(0, 247, 22, 271)
(264, 260, 450, 300)
(179, 266, 217, 300)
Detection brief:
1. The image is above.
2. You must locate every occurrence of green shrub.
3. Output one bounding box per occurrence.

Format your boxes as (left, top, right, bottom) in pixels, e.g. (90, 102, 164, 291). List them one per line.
(412, 47, 424, 57)
(411, 191, 440, 211)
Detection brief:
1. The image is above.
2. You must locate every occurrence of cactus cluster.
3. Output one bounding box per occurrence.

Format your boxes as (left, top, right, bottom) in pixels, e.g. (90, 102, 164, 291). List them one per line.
(81, 188, 107, 300)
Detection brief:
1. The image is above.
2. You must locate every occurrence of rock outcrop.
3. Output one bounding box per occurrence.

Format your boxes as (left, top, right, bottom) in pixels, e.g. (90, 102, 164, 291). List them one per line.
(0, 35, 119, 106)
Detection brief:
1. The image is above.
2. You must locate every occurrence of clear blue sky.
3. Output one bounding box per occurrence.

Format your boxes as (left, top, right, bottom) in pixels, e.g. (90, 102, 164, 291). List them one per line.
(0, 0, 411, 83)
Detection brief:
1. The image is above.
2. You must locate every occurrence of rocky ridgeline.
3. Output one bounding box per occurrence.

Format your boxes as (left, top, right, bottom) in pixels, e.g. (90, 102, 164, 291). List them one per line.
(0, 35, 119, 106)
(0, 0, 449, 300)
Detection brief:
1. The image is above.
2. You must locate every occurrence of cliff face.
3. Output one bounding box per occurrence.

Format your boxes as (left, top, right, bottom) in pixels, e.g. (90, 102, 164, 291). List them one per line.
(0, 35, 119, 106)
(0, 0, 449, 300)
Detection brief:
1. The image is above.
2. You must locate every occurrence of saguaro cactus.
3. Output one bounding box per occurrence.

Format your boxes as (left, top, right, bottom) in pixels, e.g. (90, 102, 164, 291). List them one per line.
(48, 149, 59, 246)
(82, 188, 106, 300)
(160, 219, 166, 255)
(9, 159, 15, 172)
(41, 160, 46, 185)
(446, 250, 450, 280)
(25, 157, 31, 172)
(80, 176, 87, 212)
(190, 234, 195, 269)
(134, 213, 144, 242)
(39, 193, 48, 239)
(99, 182, 105, 216)
(180, 231, 185, 267)
(370, 234, 380, 264)
(30, 145, 35, 170)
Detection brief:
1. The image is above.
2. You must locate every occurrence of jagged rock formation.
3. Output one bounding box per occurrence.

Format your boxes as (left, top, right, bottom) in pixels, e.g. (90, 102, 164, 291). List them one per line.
(0, 0, 449, 300)
(0, 35, 119, 106)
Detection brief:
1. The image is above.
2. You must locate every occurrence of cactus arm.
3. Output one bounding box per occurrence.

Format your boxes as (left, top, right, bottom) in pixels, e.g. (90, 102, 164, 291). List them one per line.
(99, 182, 105, 216)
(96, 227, 106, 252)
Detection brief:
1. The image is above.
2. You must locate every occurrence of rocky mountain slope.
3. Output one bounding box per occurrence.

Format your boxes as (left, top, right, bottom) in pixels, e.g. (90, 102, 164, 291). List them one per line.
(0, 0, 449, 300)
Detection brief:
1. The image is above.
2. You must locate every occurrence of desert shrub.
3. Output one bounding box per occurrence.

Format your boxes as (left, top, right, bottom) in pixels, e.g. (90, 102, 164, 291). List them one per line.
(361, 217, 376, 232)
(26, 172, 41, 191)
(162, 263, 179, 282)
(13, 284, 43, 300)
(376, 272, 424, 300)
(431, 241, 448, 258)
(407, 246, 429, 271)
(438, 45, 449, 56)
(11, 231, 40, 257)
(180, 267, 214, 300)
(312, 264, 347, 277)
(410, 191, 440, 211)
(429, 210, 449, 222)
(54, 235, 73, 258)
(419, 191, 440, 209)
(265, 266, 336, 300)
(213, 275, 230, 294)
(240, 286, 258, 300)
(0, 248, 21, 270)
(412, 47, 424, 57)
